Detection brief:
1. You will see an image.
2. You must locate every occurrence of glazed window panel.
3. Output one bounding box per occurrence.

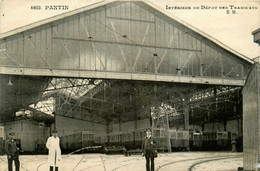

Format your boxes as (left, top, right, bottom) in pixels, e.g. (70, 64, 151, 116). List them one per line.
(73, 17, 80, 38)
(134, 47, 156, 73)
(52, 39, 69, 69)
(45, 28, 52, 67)
(40, 29, 48, 66)
(130, 20, 142, 45)
(155, 17, 165, 47)
(155, 48, 169, 74)
(0, 42, 7, 65)
(10, 38, 19, 65)
(0, 40, 12, 66)
(223, 55, 243, 79)
(105, 43, 127, 72)
(91, 11, 106, 41)
(23, 33, 34, 67)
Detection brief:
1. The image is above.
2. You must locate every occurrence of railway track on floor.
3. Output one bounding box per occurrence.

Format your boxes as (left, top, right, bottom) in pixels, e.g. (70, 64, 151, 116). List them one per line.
(188, 156, 240, 171)
(8, 153, 241, 171)
(156, 154, 241, 171)
(72, 154, 241, 171)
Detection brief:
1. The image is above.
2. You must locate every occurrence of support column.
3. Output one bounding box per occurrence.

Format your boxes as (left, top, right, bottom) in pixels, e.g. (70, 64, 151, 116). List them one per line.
(53, 95, 58, 131)
(166, 112, 171, 153)
(151, 109, 155, 137)
(54, 112, 56, 130)
(119, 115, 121, 131)
(184, 104, 189, 131)
(184, 104, 190, 151)
(107, 121, 110, 144)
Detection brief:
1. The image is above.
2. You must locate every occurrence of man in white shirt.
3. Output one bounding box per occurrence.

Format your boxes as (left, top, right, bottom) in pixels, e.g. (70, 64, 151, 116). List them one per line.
(46, 129, 61, 171)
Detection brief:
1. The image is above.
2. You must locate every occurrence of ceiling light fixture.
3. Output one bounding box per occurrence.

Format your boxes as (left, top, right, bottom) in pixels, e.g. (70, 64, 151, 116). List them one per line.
(7, 76, 13, 86)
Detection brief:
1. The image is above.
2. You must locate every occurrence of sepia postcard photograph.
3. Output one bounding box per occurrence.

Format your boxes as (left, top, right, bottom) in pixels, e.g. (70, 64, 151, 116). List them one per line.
(0, 0, 259, 170)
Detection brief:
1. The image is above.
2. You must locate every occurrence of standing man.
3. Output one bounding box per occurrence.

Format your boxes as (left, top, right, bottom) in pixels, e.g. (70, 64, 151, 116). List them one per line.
(142, 128, 157, 171)
(46, 129, 61, 171)
(5, 132, 20, 171)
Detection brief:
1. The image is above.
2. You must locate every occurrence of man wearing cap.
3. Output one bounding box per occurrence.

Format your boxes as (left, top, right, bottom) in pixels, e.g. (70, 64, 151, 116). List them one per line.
(46, 129, 61, 171)
(5, 132, 20, 171)
(142, 128, 157, 171)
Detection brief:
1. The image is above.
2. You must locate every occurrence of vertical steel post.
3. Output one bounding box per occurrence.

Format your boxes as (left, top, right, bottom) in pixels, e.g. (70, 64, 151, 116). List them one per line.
(257, 64, 260, 166)
(166, 112, 171, 152)
(53, 94, 57, 130)
(151, 110, 154, 137)
(184, 103, 190, 151)
(184, 104, 189, 130)
(54, 112, 56, 130)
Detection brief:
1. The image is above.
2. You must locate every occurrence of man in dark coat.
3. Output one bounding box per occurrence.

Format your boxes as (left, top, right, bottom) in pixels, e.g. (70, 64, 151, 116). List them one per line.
(5, 132, 20, 171)
(142, 128, 156, 171)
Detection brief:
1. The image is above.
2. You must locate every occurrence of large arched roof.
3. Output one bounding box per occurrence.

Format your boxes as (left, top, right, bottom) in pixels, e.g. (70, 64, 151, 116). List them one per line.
(0, 0, 254, 86)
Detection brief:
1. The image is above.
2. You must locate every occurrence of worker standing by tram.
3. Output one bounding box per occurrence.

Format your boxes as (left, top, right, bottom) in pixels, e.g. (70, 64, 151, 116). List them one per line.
(46, 129, 61, 171)
(5, 132, 21, 171)
(142, 128, 157, 171)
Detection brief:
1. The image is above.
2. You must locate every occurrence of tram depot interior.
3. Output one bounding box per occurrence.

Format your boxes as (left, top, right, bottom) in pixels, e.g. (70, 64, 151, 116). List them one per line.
(0, 1, 259, 170)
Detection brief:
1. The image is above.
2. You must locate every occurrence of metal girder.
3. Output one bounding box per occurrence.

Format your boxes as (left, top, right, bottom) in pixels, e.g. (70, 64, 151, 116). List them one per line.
(78, 81, 109, 104)
(0, 66, 245, 86)
(52, 36, 201, 52)
(55, 108, 107, 124)
(189, 86, 240, 103)
(49, 82, 124, 118)
(106, 16, 155, 24)
(151, 107, 171, 152)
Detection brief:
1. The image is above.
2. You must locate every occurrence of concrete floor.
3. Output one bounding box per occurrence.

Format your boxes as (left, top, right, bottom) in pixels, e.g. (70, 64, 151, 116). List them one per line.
(0, 152, 242, 171)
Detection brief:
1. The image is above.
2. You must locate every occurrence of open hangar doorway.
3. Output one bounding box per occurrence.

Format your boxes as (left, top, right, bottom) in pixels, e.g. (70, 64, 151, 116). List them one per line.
(15, 77, 243, 154)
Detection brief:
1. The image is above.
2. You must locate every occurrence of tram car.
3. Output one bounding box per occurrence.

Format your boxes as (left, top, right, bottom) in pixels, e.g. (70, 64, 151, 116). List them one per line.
(189, 131, 203, 151)
(0, 126, 5, 155)
(133, 129, 146, 149)
(107, 129, 146, 150)
(58, 129, 241, 153)
(60, 131, 95, 153)
(201, 131, 229, 151)
(108, 128, 190, 152)
(120, 130, 134, 149)
(169, 129, 189, 151)
(94, 134, 108, 145)
(153, 128, 189, 151)
(117, 130, 134, 147)
(152, 128, 168, 151)
(0, 138, 5, 155)
(108, 132, 120, 146)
